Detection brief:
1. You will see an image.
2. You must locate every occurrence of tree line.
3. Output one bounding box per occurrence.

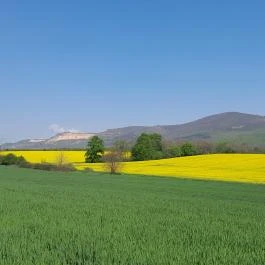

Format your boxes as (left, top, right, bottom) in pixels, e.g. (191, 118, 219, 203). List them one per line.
(85, 133, 265, 165)
(1, 133, 264, 174)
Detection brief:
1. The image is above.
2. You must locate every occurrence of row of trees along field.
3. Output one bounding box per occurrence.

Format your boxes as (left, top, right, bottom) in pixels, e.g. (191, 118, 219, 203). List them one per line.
(85, 133, 265, 165)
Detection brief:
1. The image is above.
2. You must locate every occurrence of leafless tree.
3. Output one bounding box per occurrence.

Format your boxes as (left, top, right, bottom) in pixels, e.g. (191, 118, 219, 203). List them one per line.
(56, 151, 67, 168)
(113, 140, 130, 161)
(194, 141, 214, 154)
(103, 150, 123, 174)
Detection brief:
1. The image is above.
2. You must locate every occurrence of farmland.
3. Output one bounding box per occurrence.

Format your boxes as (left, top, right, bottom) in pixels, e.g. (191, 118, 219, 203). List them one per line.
(78, 154, 265, 184)
(1, 151, 265, 184)
(0, 166, 265, 265)
(0, 150, 86, 164)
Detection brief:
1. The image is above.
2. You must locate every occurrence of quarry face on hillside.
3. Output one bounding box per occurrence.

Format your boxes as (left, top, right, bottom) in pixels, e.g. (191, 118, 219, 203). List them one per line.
(47, 132, 95, 143)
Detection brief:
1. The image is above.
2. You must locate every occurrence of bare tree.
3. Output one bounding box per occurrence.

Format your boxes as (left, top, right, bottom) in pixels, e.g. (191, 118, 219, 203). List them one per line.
(56, 151, 67, 168)
(194, 141, 214, 154)
(103, 150, 123, 174)
(113, 140, 130, 161)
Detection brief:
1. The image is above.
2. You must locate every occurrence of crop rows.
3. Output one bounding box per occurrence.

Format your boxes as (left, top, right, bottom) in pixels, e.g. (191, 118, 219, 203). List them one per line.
(0, 166, 265, 264)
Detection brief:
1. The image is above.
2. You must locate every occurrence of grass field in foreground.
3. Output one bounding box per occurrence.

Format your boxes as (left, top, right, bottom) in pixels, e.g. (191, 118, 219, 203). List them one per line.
(0, 166, 265, 265)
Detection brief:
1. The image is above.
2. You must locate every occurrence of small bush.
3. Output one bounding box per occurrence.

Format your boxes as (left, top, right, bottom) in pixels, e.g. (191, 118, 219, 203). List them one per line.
(83, 167, 94, 172)
(164, 146, 182, 158)
(21, 162, 76, 172)
(16, 156, 28, 166)
(0, 153, 76, 172)
(180, 143, 197, 156)
(0, 153, 28, 166)
(0, 153, 18, 165)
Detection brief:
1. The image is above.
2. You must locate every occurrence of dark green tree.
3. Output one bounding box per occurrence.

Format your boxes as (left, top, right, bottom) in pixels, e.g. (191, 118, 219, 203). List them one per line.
(0, 154, 27, 166)
(131, 133, 163, 161)
(165, 146, 182, 158)
(180, 142, 197, 156)
(85, 136, 105, 163)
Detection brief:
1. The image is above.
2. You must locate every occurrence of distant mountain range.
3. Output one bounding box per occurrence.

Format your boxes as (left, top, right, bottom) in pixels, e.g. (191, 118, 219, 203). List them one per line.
(0, 133, 95, 150)
(1, 112, 265, 150)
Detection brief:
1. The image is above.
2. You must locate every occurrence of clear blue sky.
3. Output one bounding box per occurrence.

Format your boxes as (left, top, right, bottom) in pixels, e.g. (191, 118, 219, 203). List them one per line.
(1, 0, 265, 142)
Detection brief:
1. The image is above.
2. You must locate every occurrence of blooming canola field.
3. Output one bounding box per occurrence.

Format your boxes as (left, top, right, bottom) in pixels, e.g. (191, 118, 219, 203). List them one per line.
(76, 154, 265, 184)
(1, 151, 265, 184)
(0, 151, 86, 164)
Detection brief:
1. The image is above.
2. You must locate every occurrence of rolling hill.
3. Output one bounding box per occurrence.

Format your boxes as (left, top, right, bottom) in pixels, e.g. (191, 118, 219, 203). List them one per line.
(99, 112, 265, 146)
(1, 112, 265, 149)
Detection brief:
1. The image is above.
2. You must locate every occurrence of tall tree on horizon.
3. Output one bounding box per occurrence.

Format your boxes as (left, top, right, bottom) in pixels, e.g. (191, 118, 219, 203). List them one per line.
(85, 136, 105, 163)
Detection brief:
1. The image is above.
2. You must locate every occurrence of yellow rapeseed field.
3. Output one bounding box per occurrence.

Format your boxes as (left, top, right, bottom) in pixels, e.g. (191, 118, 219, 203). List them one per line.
(1, 151, 265, 184)
(0, 151, 86, 164)
(75, 154, 265, 184)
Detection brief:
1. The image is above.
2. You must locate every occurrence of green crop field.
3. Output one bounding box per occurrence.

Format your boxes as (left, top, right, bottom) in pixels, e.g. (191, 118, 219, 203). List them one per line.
(0, 166, 265, 265)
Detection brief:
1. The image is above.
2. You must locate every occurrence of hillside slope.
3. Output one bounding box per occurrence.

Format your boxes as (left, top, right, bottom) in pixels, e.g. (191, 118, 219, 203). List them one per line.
(99, 112, 265, 145)
(1, 112, 265, 149)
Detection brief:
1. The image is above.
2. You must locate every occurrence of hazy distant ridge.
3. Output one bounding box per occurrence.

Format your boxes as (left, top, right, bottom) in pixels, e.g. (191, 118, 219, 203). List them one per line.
(1, 112, 265, 149)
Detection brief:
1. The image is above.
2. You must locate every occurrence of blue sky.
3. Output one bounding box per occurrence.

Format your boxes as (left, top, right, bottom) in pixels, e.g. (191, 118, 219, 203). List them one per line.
(1, 0, 265, 142)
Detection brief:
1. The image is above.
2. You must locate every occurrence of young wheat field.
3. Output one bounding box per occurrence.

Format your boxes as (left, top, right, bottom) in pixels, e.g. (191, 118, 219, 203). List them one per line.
(0, 166, 264, 265)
